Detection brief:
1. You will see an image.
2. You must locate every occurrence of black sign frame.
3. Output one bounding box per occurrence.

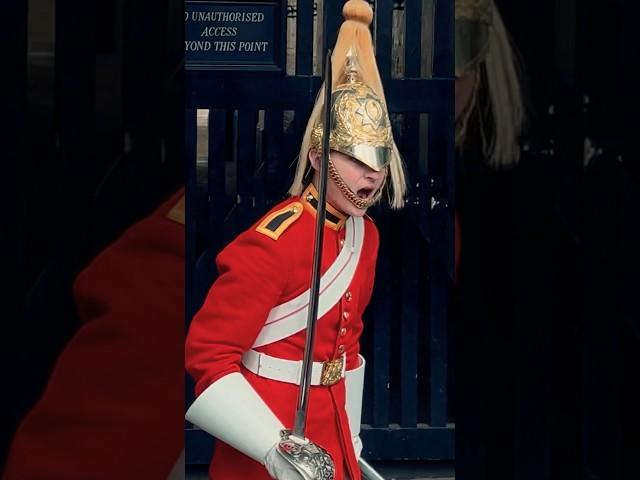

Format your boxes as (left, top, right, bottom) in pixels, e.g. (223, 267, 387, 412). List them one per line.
(185, 0, 286, 73)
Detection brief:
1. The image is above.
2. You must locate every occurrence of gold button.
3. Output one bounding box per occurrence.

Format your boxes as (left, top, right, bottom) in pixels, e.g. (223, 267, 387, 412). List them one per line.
(342, 311, 350, 320)
(337, 344, 345, 354)
(292, 206, 299, 213)
(345, 291, 352, 302)
(340, 327, 347, 336)
(306, 193, 314, 201)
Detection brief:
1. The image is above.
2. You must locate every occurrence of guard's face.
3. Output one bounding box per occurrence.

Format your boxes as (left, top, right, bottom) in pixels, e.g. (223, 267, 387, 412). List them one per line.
(310, 149, 386, 217)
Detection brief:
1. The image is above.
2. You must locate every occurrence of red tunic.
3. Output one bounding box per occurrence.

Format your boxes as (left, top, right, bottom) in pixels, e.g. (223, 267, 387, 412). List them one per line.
(185, 188, 379, 480)
(3, 191, 185, 480)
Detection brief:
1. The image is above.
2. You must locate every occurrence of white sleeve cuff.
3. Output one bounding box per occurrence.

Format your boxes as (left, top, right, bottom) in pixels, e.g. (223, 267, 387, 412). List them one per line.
(186, 372, 285, 464)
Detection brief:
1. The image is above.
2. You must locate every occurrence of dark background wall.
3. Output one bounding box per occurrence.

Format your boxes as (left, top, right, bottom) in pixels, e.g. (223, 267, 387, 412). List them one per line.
(454, 1, 639, 479)
(0, 0, 183, 470)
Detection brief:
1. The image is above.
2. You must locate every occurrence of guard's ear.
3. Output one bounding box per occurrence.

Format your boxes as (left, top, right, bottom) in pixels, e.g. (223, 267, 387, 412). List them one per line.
(308, 148, 321, 171)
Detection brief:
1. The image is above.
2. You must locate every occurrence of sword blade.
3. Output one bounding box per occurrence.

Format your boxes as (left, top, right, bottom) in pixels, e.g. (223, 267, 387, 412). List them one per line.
(292, 49, 333, 439)
(359, 458, 387, 480)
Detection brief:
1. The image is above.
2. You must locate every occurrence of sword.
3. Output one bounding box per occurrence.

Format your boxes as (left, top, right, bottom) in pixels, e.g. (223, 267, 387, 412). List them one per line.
(274, 50, 336, 480)
(292, 48, 333, 441)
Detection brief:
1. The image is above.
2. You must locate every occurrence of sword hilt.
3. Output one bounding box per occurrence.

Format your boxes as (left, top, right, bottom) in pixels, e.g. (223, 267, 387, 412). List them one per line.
(276, 430, 335, 480)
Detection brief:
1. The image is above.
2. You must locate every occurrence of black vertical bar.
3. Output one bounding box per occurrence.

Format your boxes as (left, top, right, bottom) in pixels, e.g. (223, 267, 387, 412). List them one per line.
(426, 0, 454, 426)
(236, 110, 258, 226)
(375, 0, 393, 78)
(427, 204, 450, 428)
(292, 0, 313, 150)
(123, 0, 168, 175)
(324, 0, 342, 55)
(0, 0, 28, 464)
(579, 154, 624, 480)
(296, 0, 314, 75)
(185, 105, 198, 413)
(185, 107, 198, 324)
(555, 0, 577, 85)
(398, 0, 422, 419)
(55, 0, 97, 259)
(426, 107, 454, 429)
(208, 110, 228, 253)
(432, 0, 453, 77)
(372, 220, 392, 428)
(404, 0, 422, 78)
(263, 110, 285, 202)
(403, 0, 423, 173)
(400, 223, 419, 427)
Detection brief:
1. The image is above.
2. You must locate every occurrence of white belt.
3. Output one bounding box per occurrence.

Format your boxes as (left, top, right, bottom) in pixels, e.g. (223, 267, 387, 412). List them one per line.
(241, 350, 346, 386)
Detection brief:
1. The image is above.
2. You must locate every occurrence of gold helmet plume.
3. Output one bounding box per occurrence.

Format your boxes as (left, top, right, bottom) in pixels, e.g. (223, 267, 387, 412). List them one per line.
(288, 0, 407, 209)
(455, 0, 493, 77)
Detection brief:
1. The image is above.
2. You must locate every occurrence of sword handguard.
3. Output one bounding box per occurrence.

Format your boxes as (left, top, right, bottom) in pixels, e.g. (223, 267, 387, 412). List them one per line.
(275, 430, 335, 480)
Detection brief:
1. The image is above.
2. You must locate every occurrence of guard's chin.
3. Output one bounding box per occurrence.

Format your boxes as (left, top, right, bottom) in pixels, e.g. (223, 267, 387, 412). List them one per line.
(349, 207, 367, 217)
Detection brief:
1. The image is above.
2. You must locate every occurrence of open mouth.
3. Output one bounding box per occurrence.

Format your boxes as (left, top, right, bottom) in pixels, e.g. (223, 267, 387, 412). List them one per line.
(357, 187, 373, 199)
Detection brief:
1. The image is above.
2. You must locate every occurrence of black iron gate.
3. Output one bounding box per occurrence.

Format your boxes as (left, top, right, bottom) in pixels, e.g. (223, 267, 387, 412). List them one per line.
(185, 0, 454, 463)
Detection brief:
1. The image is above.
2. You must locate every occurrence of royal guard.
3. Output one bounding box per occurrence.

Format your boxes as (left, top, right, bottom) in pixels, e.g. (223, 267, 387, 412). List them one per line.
(184, 1, 407, 479)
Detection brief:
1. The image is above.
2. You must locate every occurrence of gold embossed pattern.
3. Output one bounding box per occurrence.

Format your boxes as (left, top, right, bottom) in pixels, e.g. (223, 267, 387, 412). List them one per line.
(331, 83, 391, 148)
(320, 356, 345, 386)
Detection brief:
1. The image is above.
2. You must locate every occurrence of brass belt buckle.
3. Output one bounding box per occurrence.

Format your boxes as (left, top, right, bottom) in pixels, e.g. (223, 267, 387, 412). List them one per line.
(320, 356, 344, 386)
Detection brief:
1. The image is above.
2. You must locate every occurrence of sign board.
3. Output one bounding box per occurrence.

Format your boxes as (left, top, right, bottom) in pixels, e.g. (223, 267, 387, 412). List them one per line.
(185, 1, 284, 71)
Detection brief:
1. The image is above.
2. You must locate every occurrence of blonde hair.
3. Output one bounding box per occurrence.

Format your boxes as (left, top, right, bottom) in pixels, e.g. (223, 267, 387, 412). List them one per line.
(456, 5, 527, 168)
(288, 0, 407, 209)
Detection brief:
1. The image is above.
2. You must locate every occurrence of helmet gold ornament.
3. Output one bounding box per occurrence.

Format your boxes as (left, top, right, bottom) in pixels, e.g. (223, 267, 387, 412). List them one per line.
(289, 0, 407, 210)
(310, 50, 393, 173)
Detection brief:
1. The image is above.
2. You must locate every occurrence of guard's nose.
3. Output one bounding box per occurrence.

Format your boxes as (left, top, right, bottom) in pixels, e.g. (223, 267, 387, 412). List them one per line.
(364, 166, 384, 182)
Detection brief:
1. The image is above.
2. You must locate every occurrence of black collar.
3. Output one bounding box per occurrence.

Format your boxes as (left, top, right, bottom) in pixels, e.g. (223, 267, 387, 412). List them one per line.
(301, 184, 347, 231)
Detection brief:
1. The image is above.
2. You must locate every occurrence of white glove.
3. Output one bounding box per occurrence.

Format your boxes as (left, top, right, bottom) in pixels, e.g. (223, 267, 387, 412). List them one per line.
(185, 373, 284, 464)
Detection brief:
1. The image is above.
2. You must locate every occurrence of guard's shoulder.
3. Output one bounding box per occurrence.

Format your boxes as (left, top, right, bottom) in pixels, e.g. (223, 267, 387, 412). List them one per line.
(255, 200, 304, 240)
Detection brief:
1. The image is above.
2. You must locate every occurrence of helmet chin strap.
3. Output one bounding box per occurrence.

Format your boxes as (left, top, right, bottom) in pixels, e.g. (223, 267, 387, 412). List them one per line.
(327, 156, 386, 210)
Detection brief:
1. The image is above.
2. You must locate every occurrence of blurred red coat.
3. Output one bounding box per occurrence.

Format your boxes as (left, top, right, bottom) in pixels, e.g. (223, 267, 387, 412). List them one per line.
(3, 191, 185, 480)
(185, 187, 379, 480)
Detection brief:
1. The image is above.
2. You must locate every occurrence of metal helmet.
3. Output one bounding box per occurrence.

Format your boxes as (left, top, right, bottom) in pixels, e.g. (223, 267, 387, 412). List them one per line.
(290, 0, 407, 210)
(310, 51, 393, 172)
